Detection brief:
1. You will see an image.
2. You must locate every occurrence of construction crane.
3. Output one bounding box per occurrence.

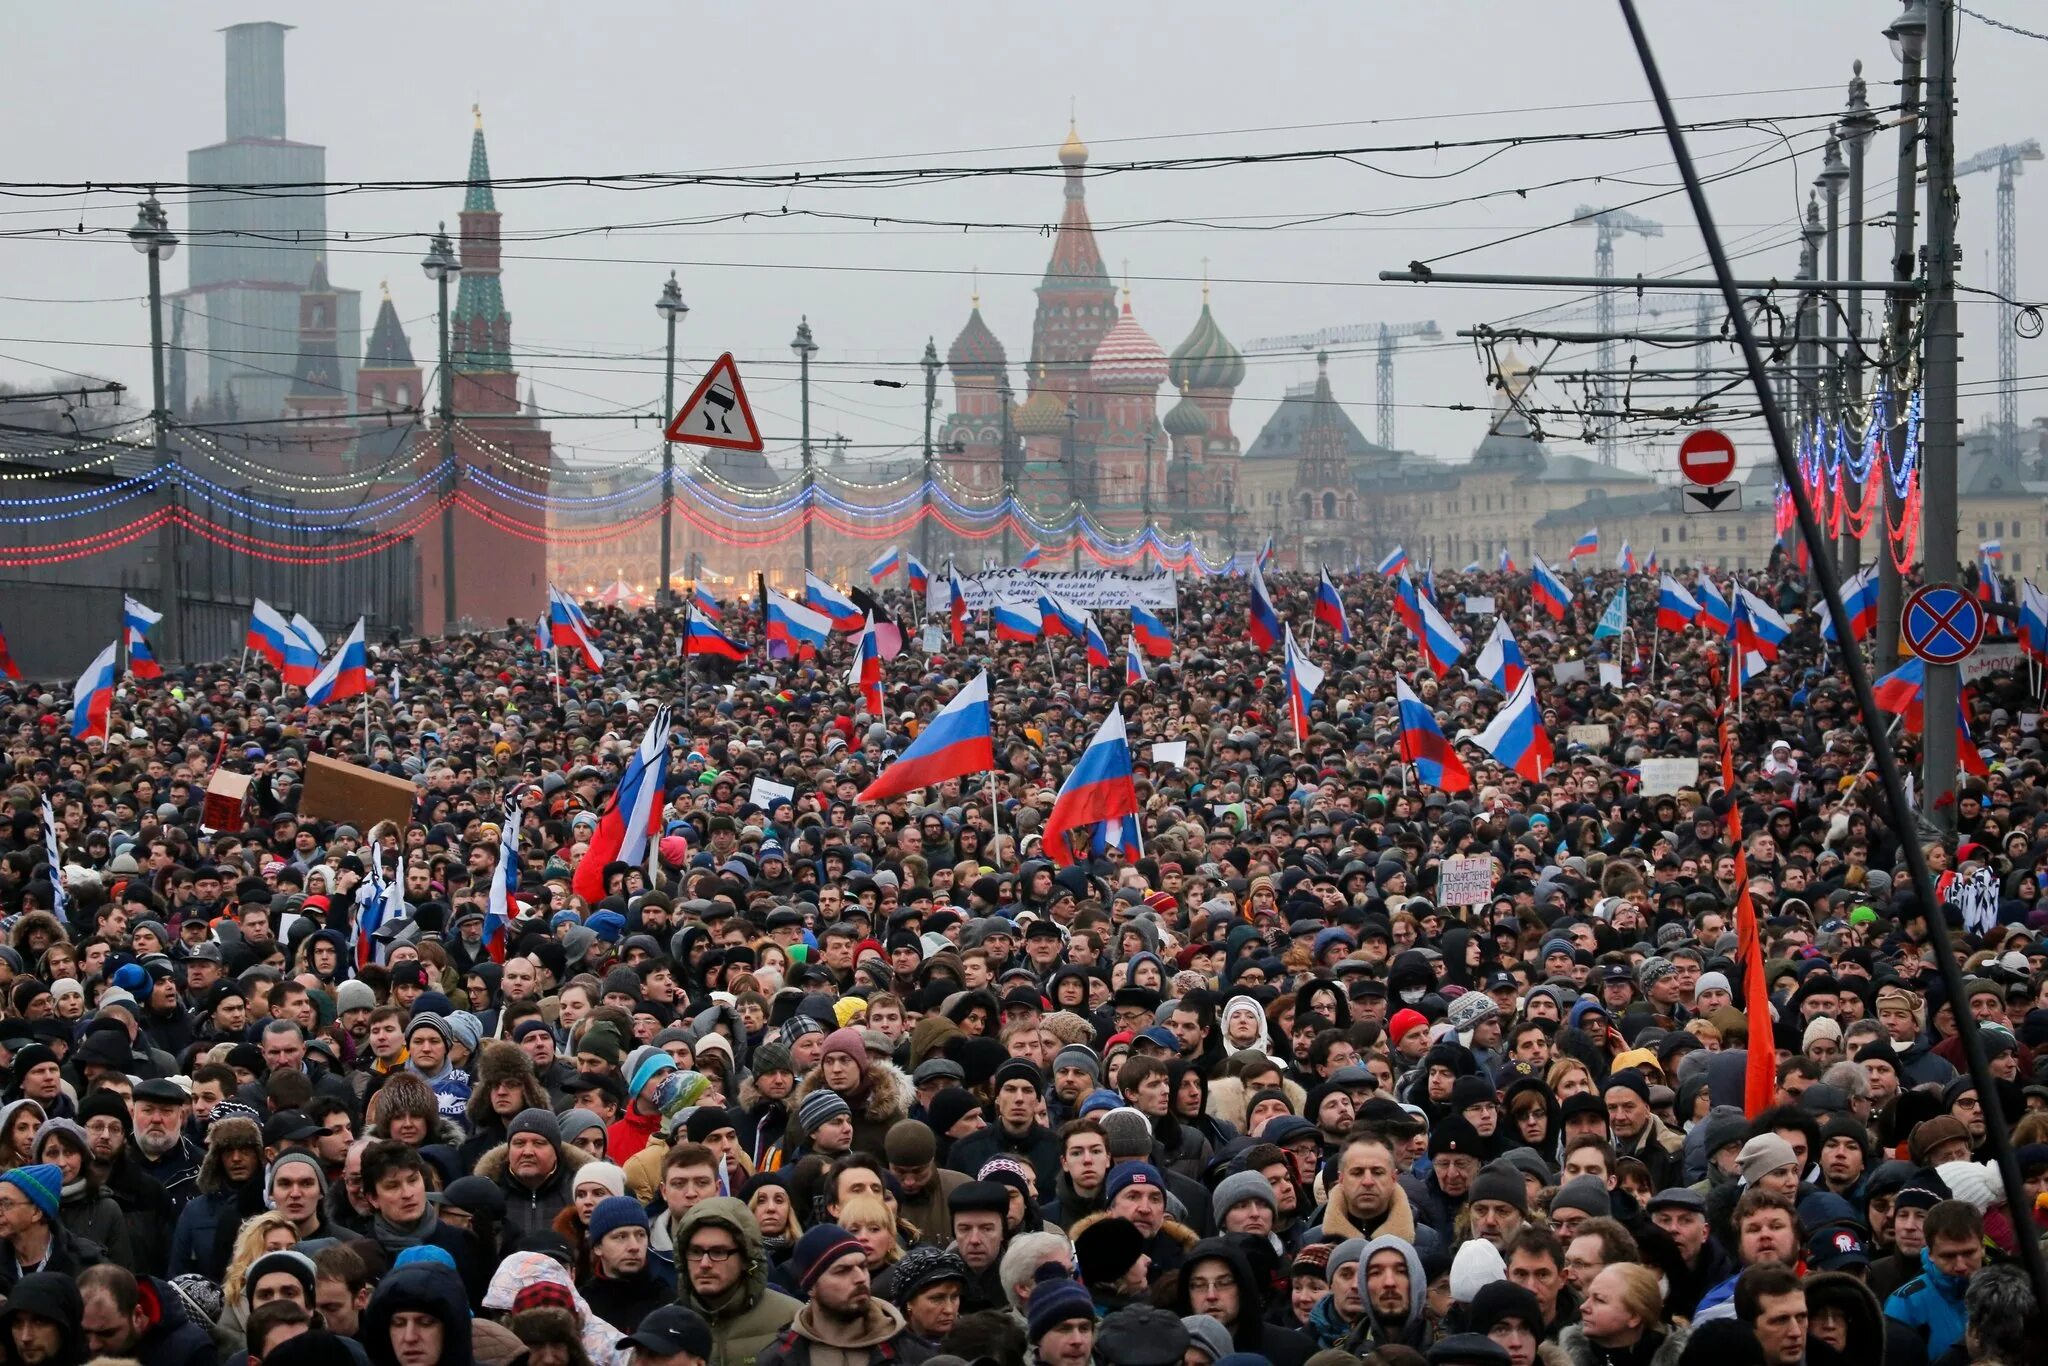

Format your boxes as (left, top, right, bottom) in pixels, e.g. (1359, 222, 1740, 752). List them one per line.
(1241, 320, 1443, 447)
(1955, 139, 2042, 462)
(1574, 205, 1664, 465)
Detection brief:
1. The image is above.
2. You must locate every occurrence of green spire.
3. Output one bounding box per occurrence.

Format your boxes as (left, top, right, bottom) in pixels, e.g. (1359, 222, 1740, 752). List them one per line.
(464, 104, 495, 213)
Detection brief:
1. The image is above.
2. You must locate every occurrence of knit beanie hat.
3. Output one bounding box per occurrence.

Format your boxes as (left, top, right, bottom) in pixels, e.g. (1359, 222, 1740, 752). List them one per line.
(1936, 1159, 2001, 1211)
(336, 980, 377, 1014)
(1326, 1237, 1368, 1284)
(1468, 1281, 1545, 1339)
(579, 1023, 625, 1067)
(629, 1051, 677, 1098)
(1052, 1044, 1101, 1080)
(588, 1195, 650, 1245)
(1468, 1164, 1529, 1215)
(266, 1150, 329, 1198)
(1025, 1268, 1096, 1343)
(788, 1224, 866, 1292)
(575, 1162, 627, 1200)
(0, 1165, 60, 1222)
(751, 1041, 794, 1077)
(1097, 1107, 1155, 1160)
(926, 1088, 980, 1136)
(1549, 1176, 1611, 1219)
(1448, 1237, 1505, 1304)
(407, 1012, 454, 1048)
(1738, 1134, 1799, 1186)
(244, 1250, 319, 1307)
(507, 1107, 561, 1147)
(1211, 1169, 1278, 1223)
(797, 1089, 852, 1137)
(1182, 1315, 1233, 1365)
(885, 1118, 938, 1167)
(820, 1027, 867, 1063)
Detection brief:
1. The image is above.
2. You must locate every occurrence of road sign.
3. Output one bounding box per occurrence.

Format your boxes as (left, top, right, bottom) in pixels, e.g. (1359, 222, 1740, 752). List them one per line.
(1678, 482, 1742, 514)
(1678, 429, 1738, 486)
(1902, 584, 1984, 664)
(664, 353, 762, 451)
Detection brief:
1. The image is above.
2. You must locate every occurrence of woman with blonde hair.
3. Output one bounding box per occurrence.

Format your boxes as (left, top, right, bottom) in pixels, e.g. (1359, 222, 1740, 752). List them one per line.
(1546, 1058, 1596, 1102)
(743, 1171, 801, 1263)
(1563, 1263, 1683, 1366)
(217, 1211, 302, 1354)
(839, 1194, 905, 1297)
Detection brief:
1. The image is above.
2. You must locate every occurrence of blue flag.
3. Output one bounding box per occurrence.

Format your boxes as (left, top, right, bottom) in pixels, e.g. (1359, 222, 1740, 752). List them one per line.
(1593, 587, 1629, 640)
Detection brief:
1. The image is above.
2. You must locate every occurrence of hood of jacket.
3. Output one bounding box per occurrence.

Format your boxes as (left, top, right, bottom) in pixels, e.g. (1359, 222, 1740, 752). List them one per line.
(1174, 1237, 1268, 1348)
(791, 1056, 913, 1129)
(364, 1264, 473, 1366)
(675, 1195, 771, 1319)
(1388, 951, 1436, 1001)
(1360, 1233, 1427, 1334)
(693, 1003, 750, 1071)
(195, 1118, 263, 1196)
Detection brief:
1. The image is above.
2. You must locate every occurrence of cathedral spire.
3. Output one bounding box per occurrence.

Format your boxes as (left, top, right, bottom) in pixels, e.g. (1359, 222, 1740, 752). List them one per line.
(453, 108, 512, 374)
(465, 104, 495, 212)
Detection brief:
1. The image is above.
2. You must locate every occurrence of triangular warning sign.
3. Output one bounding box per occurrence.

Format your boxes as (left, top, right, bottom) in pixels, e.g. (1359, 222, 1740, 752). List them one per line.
(664, 352, 763, 451)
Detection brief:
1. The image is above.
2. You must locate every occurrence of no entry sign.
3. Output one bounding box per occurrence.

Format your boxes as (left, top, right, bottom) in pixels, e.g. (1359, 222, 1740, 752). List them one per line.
(1678, 429, 1737, 487)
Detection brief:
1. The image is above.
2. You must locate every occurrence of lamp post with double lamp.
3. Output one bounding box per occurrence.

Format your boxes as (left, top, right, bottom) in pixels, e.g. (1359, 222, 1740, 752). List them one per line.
(419, 225, 462, 632)
(1838, 62, 1881, 575)
(656, 273, 689, 607)
(1874, 0, 1927, 665)
(792, 318, 818, 577)
(130, 196, 180, 660)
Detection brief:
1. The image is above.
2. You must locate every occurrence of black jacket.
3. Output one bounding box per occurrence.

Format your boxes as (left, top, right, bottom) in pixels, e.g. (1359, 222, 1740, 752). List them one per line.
(1174, 1236, 1315, 1366)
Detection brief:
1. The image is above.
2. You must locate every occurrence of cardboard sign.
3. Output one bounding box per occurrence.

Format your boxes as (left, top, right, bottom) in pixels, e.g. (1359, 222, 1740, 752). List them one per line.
(1439, 854, 1496, 906)
(1962, 641, 2024, 682)
(1464, 596, 1497, 615)
(1598, 663, 1623, 688)
(1638, 757, 1701, 796)
(202, 770, 253, 833)
(1567, 724, 1611, 748)
(749, 777, 796, 809)
(299, 754, 416, 831)
(1149, 741, 1188, 767)
(1551, 660, 1589, 683)
(930, 567, 1178, 614)
(2024, 713, 2041, 735)
(921, 624, 945, 654)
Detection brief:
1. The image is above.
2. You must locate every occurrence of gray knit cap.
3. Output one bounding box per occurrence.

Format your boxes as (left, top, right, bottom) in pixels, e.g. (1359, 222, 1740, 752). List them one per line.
(1052, 1044, 1101, 1080)
(1211, 1169, 1278, 1223)
(1181, 1315, 1232, 1364)
(797, 1089, 852, 1136)
(1327, 1237, 1369, 1282)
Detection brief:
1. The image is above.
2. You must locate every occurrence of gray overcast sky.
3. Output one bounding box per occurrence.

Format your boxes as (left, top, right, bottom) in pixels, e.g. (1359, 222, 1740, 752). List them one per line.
(5, 2, 2044, 482)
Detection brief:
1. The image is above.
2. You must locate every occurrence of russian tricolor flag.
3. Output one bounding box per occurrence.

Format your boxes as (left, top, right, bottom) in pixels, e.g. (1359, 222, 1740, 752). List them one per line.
(1396, 676, 1472, 792)
(1092, 813, 1145, 865)
(307, 618, 370, 704)
(247, 599, 292, 667)
(1392, 570, 1424, 641)
(69, 641, 118, 742)
(1819, 565, 1878, 645)
(1314, 567, 1350, 643)
(993, 599, 1043, 642)
(857, 671, 994, 803)
(947, 567, 969, 646)
(1874, 657, 1926, 730)
(1498, 546, 1517, 575)
(1657, 574, 1701, 631)
(282, 620, 322, 688)
(1084, 614, 1111, 669)
(1043, 706, 1140, 867)
(906, 556, 930, 597)
(1040, 592, 1086, 641)
(766, 590, 832, 658)
(2022, 579, 2048, 662)
(1247, 562, 1282, 651)
(1283, 626, 1325, 743)
(1735, 588, 1790, 658)
(1475, 672, 1554, 781)
(549, 585, 605, 671)
(692, 583, 723, 619)
(1477, 618, 1527, 692)
(1414, 593, 1469, 679)
(1568, 528, 1600, 560)
(1375, 545, 1410, 577)
(1530, 555, 1573, 621)
(1616, 541, 1637, 574)
(1131, 604, 1173, 659)
(483, 800, 522, 962)
(1695, 570, 1733, 635)
(849, 615, 884, 715)
(805, 572, 865, 632)
(868, 546, 902, 583)
(1020, 545, 1048, 571)
(123, 596, 162, 681)
(1124, 633, 1148, 685)
(569, 706, 672, 905)
(0, 617, 20, 682)
(684, 606, 746, 661)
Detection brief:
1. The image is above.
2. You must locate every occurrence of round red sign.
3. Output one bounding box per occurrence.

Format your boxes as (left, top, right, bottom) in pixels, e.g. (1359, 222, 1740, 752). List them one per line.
(1678, 429, 1737, 486)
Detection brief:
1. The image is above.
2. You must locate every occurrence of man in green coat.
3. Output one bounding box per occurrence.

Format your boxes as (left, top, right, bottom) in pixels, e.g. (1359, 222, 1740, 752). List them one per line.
(673, 1197, 801, 1366)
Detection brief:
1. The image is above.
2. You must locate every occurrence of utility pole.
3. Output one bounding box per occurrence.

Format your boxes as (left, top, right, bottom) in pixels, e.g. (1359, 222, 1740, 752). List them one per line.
(1063, 399, 1080, 570)
(1799, 195, 1824, 439)
(997, 377, 1017, 568)
(1141, 430, 1155, 559)
(1819, 136, 1848, 573)
(130, 196, 180, 662)
(921, 338, 939, 571)
(655, 272, 687, 608)
(791, 317, 817, 577)
(420, 224, 462, 634)
(1877, 0, 1928, 666)
(1921, 0, 1962, 821)
(1841, 64, 1880, 576)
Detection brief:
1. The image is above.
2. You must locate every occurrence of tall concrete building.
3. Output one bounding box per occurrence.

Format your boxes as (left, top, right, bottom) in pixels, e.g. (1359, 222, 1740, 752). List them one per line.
(168, 22, 360, 424)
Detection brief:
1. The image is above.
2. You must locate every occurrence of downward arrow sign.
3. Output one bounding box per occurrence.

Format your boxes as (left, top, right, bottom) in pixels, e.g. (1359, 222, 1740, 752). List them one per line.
(1689, 486, 1733, 511)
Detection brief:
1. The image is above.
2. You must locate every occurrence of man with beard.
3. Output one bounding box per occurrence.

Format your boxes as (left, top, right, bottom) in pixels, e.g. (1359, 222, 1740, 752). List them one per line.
(75, 1091, 171, 1274)
(0, 1271, 83, 1366)
(672, 1198, 800, 1366)
(124, 1080, 202, 1213)
(1346, 1236, 1431, 1353)
(756, 1224, 930, 1366)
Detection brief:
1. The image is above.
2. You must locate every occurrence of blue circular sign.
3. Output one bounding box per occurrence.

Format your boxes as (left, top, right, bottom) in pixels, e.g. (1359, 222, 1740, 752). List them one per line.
(1902, 585, 1984, 665)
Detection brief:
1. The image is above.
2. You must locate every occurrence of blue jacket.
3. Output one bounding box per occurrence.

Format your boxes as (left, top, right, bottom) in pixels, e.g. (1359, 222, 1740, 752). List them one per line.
(1883, 1248, 1971, 1361)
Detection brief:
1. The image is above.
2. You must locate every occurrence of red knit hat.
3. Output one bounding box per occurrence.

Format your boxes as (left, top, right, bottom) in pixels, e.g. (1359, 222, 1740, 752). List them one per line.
(1389, 1008, 1429, 1045)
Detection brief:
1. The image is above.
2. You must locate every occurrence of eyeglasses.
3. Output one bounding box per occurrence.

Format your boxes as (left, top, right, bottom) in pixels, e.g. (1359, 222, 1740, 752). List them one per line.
(684, 1246, 738, 1263)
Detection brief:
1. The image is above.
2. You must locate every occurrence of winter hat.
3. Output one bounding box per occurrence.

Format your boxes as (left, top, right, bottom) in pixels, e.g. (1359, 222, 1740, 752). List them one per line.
(820, 1027, 867, 1063)
(1549, 1176, 1611, 1219)
(926, 1087, 980, 1136)
(1182, 1315, 1233, 1365)
(244, 1250, 319, 1307)
(29, 1118, 89, 1163)
(406, 1012, 454, 1048)
(0, 1165, 60, 1221)
(589, 1196, 650, 1245)
(1075, 1215, 1147, 1286)
(797, 1089, 852, 1137)
(1694, 971, 1732, 998)
(1936, 1159, 2002, 1211)
(788, 1223, 866, 1292)
(1053, 1044, 1101, 1080)
(266, 1150, 329, 1198)
(1738, 1134, 1799, 1186)
(1448, 991, 1498, 1039)
(1429, 1334, 1513, 1366)
(575, 1162, 627, 1200)
(1448, 1238, 1505, 1304)
(1211, 1169, 1278, 1223)
(751, 1041, 794, 1077)
(1326, 1237, 1369, 1284)
(170, 1274, 225, 1328)
(1468, 1281, 1544, 1338)
(335, 980, 377, 1014)
(1025, 1267, 1095, 1343)
(1468, 1164, 1529, 1215)
(1103, 1161, 1165, 1204)
(893, 1245, 971, 1304)
(1098, 1107, 1156, 1160)
(558, 1110, 606, 1148)
(885, 1119, 939, 1167)
(1388, 1009, 1429, 1045)
(507, 1108, 561, 1147)
(628, 1051, 677, 1098)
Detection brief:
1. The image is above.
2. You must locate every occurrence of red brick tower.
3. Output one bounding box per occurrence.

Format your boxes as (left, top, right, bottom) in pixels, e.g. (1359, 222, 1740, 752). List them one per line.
(282, 256, 355, 476)
(1290, 352, 1360, 570)
(1088, 292, 1168, 520)
(942, 292, 1010, 496)
(1024, 122, 1116, 511)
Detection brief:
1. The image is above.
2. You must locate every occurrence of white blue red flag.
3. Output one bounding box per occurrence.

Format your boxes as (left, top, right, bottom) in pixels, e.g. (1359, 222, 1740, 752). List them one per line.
(307, 618, 370, 704)
(1395, 677, 1471, 792)
(1477, 618, 1527, 692)
(69, 642, 117, 742)
(1283, 626, 1325, 742)
(570, 706, 672, 905)
(1475, 672, 1554, 781)
(1043, 707, 1140, 867)
(857, 671, 994, 803)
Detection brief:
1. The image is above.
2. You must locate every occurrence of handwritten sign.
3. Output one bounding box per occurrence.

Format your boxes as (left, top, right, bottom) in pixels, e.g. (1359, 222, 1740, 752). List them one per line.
(1463, 596, 1497, 616)
(1439, 854, 1497, 906)
(1567, 724, 1612, 748)
(1962, 641, 2024, 682)
(1637, 758, 1701, 796)
(748, 777, 796, 809)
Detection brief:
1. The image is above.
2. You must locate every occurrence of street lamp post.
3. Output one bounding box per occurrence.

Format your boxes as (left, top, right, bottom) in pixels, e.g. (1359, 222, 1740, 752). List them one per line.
(130, 197, 180, 662)
(997, 377, 1016, 568)
(655, 272, 688, 608)
(921, 338, 940, 571)
(792, 318, 818, 577)
(1818, 135, 1848, 573)
(1063, 400, 1080, 570)
(419, 224, 462, 633)
(1840, 63, 1880, 576)
(1920, 0, 1963, 820)
(1875, 0, 1927, 665)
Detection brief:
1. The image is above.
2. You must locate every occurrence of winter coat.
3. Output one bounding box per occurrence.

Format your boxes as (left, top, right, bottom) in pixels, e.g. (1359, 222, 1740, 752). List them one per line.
(130, 1274, 216, 1366)
(579, 1262, 675, 1332)
(365, 1264, 475, 1366)
(56, 1180, 130, 1266)
(895, 1166, 969, 1248)
(1206, 1074, 1306, 1134)
(943, 1119, 1061, 1192)
(475, 1137, 597, 1248)
(1068, 1209, 1201, 1276)
(0, 1222, 102, 1298)
(755, 1297, 934, 1366)
(1339, 1234, 1434, 1354)
(789, 1058, 915, 1160)
(1174, 1237, 1314, 1366)
(673, 1197, 803, 1366)
(1557, 1324, 1690, 1366)
(1883, 1247, 1972, 1361)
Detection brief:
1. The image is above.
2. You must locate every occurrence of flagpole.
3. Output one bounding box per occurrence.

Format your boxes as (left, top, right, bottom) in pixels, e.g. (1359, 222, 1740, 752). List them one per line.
(986, 767, 1001, 861)
(1651, 621, 1660, 686)
(552, 643, 561, 705)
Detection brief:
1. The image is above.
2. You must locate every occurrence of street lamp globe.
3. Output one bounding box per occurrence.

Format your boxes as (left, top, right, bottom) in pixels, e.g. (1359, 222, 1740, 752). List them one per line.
(791, 317, 817, 357)
(129, 196, 176, 260)
(420, 223, 461, 283)
(656, 271, 688, 323)
(1886, 0, 1927, 63)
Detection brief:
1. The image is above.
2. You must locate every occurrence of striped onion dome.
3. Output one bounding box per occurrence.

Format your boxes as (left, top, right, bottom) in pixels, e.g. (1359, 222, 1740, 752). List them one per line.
(1090, 297, 1169, 388)
(947, 302, 1007, 376)
(1168, 297, 1246, 392)
(1163, 389, 1209, 438)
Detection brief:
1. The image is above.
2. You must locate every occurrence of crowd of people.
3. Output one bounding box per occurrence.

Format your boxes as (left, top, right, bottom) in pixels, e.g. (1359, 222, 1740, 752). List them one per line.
(0, 560, 2041, 1366)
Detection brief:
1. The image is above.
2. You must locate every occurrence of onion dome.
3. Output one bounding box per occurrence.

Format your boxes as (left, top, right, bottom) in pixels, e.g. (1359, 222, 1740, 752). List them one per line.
(1013, 382, 1068, 437)
(1090, 296, 1169, 388)
(1058, 120, 1089, 167)
(1169, 296, 1246, 393)
(1163, 388, 1209, 438)
(947, 298, 1007, 377)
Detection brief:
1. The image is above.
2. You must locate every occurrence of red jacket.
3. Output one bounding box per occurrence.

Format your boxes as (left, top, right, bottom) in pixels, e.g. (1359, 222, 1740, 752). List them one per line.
(608, 1105, 661, 1164)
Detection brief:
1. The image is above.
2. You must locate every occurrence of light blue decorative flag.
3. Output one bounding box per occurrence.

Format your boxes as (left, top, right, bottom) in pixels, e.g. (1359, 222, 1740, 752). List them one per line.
(1593, 587, 1629, 640)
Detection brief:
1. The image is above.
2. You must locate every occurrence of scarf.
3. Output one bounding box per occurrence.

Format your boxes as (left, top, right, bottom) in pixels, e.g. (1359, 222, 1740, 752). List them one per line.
(373, 1204, 441, 1252)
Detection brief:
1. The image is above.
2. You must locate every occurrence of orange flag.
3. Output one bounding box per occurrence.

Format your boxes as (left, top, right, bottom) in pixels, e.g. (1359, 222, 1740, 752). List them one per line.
(1719, 658, 1777, 1116)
